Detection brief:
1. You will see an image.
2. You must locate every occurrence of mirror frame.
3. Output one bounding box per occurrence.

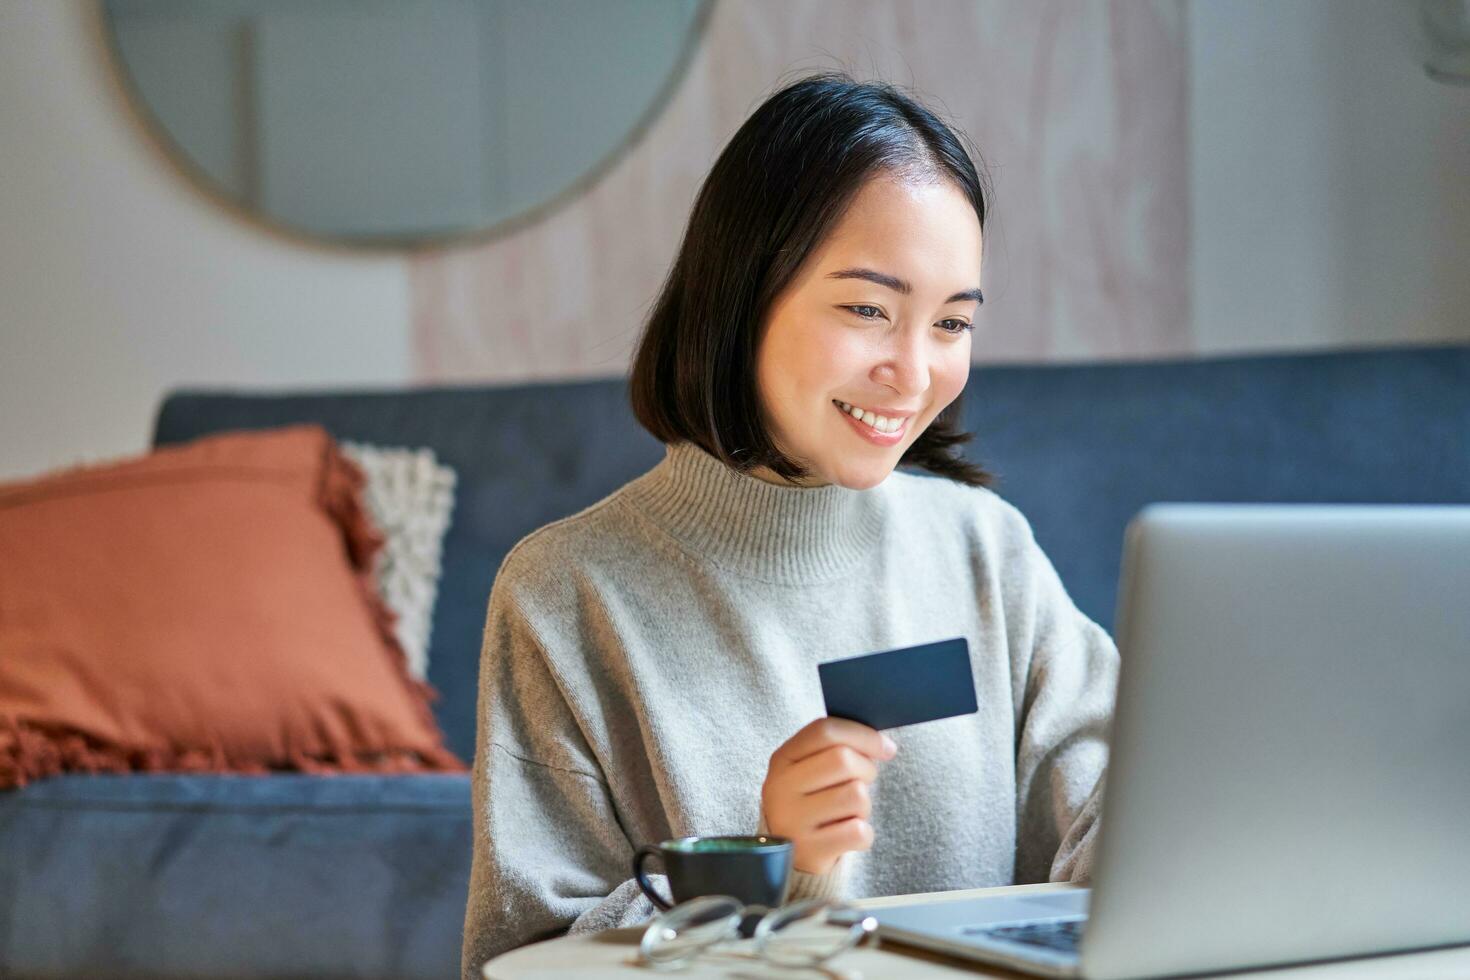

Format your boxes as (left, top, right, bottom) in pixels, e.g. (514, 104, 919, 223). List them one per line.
(94, 0, 717, 252)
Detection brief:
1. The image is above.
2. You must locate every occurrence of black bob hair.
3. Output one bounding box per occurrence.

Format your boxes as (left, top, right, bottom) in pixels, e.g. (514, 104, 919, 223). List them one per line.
(629, 70, 993, 488)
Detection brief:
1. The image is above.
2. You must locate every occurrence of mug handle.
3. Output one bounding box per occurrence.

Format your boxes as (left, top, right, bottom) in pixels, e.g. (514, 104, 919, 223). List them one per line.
(633, 845, 674, 911)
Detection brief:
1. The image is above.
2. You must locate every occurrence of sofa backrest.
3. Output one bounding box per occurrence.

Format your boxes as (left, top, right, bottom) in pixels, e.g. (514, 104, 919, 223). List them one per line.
(154, 343, 1470, 761)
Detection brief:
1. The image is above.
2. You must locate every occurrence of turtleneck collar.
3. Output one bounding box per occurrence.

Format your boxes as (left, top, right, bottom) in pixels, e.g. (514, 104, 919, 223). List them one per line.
(621, 441, 886, 584)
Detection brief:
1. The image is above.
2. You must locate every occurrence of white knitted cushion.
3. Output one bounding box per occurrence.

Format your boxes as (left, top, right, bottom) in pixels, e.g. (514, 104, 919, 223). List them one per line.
(340, 441, 456, 682)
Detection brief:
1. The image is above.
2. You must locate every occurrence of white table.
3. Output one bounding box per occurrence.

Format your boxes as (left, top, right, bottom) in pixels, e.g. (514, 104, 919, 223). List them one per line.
(482, 881, 1470, 978)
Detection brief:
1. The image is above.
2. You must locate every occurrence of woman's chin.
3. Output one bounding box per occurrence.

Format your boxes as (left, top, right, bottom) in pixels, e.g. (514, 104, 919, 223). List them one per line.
(818, 457, 898, 491)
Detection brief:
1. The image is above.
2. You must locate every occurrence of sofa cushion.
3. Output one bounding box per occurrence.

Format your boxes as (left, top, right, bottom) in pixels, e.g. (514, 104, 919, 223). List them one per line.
(0, 772, 471, 979)
(340, 440, 458, 683)
(0, 425, 463, 788)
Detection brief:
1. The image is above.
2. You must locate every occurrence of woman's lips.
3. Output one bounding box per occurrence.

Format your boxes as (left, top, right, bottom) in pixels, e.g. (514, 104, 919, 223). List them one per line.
(834, 400, 906, 445)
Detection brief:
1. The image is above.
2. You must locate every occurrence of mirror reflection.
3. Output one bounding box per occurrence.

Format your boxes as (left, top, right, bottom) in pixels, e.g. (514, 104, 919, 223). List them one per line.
(102, 0, 711, 246)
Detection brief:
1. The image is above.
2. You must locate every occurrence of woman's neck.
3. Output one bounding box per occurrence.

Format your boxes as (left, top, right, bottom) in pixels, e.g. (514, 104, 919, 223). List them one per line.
(746, 463, 830, 488)
(622, 441, 884, 583)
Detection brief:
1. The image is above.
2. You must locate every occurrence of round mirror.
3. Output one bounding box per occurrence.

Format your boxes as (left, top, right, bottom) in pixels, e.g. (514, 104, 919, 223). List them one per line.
(100, 0, 713, 248)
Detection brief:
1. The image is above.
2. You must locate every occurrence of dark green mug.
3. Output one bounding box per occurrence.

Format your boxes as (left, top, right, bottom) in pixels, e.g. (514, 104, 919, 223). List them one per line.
(634, 835, 793, 934)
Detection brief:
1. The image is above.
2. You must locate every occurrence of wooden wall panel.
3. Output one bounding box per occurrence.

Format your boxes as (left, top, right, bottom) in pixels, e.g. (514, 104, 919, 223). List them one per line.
(409, 0, 1189, 382)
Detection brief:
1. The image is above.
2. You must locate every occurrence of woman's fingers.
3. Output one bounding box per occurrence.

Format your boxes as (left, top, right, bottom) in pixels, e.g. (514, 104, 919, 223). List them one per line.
(800, 776, 872, 829)
(775, 743, 878, 796)
(789, 816, 874, 876)
(770, 717, 896, 770)
(806, 814, 875, 856)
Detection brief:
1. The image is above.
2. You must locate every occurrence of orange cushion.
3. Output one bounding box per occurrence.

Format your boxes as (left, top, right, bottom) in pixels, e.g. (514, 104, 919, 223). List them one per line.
(0, 425, 464, 789)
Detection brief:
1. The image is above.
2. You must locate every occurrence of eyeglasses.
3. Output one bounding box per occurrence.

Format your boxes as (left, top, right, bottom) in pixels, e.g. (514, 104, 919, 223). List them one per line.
(636, 894, 878, 972)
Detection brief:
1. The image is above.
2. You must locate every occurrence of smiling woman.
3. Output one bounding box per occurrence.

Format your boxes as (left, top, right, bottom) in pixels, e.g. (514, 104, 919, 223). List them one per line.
(628, 74, 995, 490)
(462, 71, 1119, 980)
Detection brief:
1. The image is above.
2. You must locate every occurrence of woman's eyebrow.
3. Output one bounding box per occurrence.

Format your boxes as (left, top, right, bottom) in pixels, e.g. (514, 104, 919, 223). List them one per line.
(825, 267, 983, 305)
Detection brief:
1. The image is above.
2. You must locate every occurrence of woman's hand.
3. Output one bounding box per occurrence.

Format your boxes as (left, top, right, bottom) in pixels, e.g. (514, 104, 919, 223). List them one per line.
(760, 717, 898, 875)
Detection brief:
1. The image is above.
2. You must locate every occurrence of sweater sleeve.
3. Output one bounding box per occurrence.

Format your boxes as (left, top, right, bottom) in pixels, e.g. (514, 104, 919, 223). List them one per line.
(461, 577, 659, 980)
(1004, 511, 1120, 886)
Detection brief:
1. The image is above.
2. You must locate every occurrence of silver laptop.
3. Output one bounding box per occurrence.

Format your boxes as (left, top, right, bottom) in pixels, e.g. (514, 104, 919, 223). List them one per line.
(862, 504, 1470, 978)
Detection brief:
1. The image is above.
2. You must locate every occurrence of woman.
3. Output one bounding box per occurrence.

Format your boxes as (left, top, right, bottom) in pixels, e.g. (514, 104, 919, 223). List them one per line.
(461, 71, 1118, 977)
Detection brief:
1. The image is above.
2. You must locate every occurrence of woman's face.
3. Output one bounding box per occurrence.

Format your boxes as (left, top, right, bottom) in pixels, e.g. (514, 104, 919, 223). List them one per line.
(753, 175, 984, 490)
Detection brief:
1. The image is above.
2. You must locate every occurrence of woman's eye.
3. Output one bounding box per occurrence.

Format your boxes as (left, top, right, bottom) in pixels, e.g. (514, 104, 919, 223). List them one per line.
(844, 306, 971, 334)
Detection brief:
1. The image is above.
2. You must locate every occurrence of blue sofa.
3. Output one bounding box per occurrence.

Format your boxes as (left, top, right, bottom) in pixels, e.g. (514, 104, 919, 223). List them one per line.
(2, 343, 1467, 978)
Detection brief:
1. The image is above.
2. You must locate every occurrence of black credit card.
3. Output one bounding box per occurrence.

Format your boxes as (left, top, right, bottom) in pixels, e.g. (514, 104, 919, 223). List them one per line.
(818, 637, 978, 731)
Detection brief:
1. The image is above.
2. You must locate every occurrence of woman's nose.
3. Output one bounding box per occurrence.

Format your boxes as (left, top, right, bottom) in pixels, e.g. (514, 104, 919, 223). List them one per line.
(872, 328, 929, 397)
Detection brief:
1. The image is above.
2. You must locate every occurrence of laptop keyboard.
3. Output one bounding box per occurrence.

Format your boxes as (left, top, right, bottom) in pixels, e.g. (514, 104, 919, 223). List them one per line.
(964, 916, 1085, 955)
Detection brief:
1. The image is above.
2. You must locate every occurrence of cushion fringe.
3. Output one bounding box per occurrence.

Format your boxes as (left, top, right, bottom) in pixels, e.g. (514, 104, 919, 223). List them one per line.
(316, 436, 466, 772)
(1, 715, 461, 791)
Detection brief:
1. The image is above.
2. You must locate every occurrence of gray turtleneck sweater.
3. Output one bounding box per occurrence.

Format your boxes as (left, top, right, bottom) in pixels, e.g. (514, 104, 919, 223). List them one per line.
(462, 441, 1118, 978)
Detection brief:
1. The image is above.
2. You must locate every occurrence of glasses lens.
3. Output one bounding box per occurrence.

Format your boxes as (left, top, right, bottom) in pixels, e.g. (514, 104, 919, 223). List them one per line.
(639, 895, 743, 969)
(755, 899, 878, 968)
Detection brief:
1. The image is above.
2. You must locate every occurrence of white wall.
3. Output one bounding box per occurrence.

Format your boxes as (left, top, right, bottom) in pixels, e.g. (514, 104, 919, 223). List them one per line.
(1189, 0, 1470, 354)
(0, 1, 411, 482)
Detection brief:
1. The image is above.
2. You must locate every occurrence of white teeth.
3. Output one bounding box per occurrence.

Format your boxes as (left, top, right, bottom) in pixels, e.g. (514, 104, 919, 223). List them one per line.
(835, 400, 903, 435)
